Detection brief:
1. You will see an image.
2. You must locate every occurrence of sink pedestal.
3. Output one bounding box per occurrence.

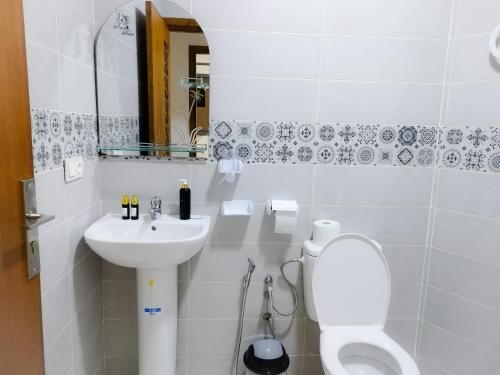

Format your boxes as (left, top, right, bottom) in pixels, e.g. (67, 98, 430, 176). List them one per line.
(137, 267, 177, 375)
(84, 214, 211, 374)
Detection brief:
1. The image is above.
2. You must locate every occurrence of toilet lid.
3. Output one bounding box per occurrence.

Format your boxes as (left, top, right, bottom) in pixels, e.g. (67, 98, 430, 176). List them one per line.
(312, 233, 390, 327)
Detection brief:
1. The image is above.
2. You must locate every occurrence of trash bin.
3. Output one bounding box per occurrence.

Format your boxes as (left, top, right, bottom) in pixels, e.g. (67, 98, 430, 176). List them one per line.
(243, 339, 289, 375)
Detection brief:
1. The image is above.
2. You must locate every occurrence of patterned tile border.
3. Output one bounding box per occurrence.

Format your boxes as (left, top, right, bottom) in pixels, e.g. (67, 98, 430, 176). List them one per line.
(31, 109, 98, 173)
(209, 120, 439, 168)
(31, 111, 500, 174)
(209, 120, 500, 173)
(438, 126, 500, 173)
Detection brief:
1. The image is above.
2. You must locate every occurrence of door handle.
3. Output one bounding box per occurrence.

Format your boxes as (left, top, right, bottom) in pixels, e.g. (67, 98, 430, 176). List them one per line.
(24, 213, 55, 229)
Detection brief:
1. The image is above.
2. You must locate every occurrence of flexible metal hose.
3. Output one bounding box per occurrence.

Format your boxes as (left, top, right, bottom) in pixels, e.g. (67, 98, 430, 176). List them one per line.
(271, 258, 302, 317)
(264, 275, 277, 339)
(235, 258, 255, 375)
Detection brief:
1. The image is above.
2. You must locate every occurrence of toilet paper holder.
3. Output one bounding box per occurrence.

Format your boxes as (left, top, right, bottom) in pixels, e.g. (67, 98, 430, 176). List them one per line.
(265, 200, 299, 234)
(265, 200, 298, 215)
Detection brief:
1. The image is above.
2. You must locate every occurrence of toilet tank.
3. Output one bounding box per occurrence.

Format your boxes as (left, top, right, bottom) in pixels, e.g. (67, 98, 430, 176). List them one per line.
(303, 220, 341, 321)
(303, 241, 321, 321)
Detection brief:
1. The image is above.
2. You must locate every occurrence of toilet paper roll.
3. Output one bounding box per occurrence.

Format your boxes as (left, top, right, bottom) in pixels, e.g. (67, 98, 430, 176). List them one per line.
(274, 210, 297, 234)
(312, 219, 341, 246)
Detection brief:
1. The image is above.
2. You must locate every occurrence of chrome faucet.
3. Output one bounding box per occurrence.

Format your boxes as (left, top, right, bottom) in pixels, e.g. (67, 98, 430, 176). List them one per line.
(150, 197, 162, 220)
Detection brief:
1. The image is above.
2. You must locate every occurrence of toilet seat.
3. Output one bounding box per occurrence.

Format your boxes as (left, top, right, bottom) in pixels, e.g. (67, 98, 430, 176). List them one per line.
(312, 233, 420, 375)
(319, 326, 419, 375)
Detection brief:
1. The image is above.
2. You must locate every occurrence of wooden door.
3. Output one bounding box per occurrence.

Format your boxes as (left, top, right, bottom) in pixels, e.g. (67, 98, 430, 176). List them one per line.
(146, 1, 171, 146)
(0, 0, 45, 374)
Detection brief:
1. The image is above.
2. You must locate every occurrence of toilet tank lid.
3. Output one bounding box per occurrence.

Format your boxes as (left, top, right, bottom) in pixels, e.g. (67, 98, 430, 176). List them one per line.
(312, 233, 390, 327)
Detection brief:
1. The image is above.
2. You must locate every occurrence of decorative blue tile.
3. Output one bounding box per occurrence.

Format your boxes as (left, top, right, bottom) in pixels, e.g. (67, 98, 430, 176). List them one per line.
(356, 146, 375, 165)
(31, 109, 98, 173)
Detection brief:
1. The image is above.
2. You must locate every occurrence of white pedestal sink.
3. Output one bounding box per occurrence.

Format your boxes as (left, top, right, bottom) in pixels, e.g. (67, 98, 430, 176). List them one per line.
(84, 214, 210, 375)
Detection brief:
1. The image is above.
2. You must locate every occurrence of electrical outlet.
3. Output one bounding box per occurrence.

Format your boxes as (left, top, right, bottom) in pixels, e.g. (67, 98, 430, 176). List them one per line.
(64, 157, 84, 182)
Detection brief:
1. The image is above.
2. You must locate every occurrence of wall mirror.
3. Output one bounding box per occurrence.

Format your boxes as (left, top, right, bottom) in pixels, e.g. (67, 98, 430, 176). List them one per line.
(95, 0, 209, 157)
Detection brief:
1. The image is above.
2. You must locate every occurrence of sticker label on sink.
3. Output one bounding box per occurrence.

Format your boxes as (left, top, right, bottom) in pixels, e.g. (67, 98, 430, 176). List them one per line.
(144, 307, 161, 315)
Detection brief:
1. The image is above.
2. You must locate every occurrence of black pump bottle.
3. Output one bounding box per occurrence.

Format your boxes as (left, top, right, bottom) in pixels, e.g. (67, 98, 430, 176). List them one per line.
(179, 179, 191, 220)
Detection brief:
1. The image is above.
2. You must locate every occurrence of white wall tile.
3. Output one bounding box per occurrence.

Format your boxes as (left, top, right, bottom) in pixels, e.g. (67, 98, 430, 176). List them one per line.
(211, 76, 319, 122)
(66, 203, 101, 266)
(56, 0, 95, 66)
(94, 0, 129, 24)
(319, 81, 442, 125)
(35, 168, 67, 233)
(188, 319, 238, 356)
(103, 319, 137, 358)
(103, 281, 137, 319)
(42, 275, 72, 348)
(73, 325, 104, 375)
(323, 0, 452, 39)
(188, 282, 240, 319)
(69, 252, 102, 314)
(58, 55, 96, 114)
(313, 166, 433, 206)
(39, 224, 69, 293)
(190, 162, 314, 204)
(450, 34, 500, 82)
(446, 80, 500, 126)
(433, 209, 500, 265)
(104, 357, 137, 375)
(207, 30, 321, 79)
(71, 287, 102, 362)
(65, 161, 101, 218)
(321, 36, 447, 83)
(190, 243, 303, 282)
(23, 0, 58, 50)
(26, 41, 61, 110)
(383, 245, 425, 283)
(454, 0, 500, 36)
(200, 202, 312, 244)
(385, 319, 418, 355)
(311, 206, 429, 245)
(64, 0, 95, 20)
(44, 323, 73, 375)
(436, 168, 500, 220)
(192, 0, 324, 33)
(420, 323, 500, 375)
(429, 249, 500, 310)
(161, 0, 191, 17)
(425, 286, 500, 355)
(100, 159, 190, 202)
(416, 358, 451, 375)
(188, 357, 233, 375)
(388, 283, 421, 319)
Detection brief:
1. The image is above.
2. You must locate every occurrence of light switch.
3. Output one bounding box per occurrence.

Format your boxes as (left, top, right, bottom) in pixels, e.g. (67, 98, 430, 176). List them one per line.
(64, 157, 84, 182)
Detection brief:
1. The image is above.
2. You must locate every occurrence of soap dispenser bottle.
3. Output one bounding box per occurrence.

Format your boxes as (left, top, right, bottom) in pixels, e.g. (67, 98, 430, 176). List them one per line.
(131, 195, 139, 220)
(121, 193, 130, 220)
(179, 179, 191, 220)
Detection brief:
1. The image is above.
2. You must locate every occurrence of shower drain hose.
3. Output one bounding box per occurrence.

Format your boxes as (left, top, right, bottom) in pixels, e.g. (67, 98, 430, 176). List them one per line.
(271, 257, 302, 317)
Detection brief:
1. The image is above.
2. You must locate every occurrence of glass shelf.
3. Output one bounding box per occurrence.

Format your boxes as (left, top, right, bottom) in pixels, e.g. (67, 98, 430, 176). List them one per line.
(97, 143, 207, 153)
(180, 77, 209, 90)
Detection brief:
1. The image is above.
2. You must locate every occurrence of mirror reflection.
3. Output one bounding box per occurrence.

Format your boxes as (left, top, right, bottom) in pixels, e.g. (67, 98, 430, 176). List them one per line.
(95, 0, 209, 157)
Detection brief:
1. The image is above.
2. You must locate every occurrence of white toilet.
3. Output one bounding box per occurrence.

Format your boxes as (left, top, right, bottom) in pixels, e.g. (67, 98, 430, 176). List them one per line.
(308, 232, 420, 375)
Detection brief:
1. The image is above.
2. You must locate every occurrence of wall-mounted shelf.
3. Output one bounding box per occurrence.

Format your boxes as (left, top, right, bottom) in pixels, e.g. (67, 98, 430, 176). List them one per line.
(97, 143, 207, 153)
(180, 77, 209, 89)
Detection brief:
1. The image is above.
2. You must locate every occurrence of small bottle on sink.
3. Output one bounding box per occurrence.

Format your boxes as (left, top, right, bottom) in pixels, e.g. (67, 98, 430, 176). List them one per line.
(131, 194, 139, 220)
(121, 193, 130, 220)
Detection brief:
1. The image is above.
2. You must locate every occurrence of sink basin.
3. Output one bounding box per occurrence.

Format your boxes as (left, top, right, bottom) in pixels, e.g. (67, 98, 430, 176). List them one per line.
(84, 213, 210, 268)
(84, 212, 211, 375)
